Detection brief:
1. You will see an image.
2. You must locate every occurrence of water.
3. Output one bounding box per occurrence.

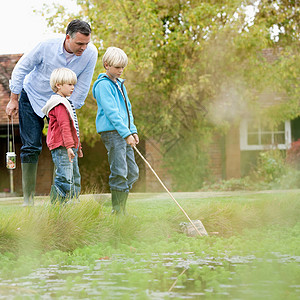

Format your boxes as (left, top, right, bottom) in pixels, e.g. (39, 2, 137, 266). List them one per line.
(0, 252, 299, 299)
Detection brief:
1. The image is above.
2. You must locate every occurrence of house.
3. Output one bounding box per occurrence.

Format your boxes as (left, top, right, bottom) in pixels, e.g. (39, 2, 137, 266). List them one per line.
(225, 49, 300, 179)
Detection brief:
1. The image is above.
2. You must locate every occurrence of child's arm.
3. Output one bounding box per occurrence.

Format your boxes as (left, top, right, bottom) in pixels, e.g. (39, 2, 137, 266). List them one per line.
(52, 104, 76, 149)
(94, 82, 132, 138)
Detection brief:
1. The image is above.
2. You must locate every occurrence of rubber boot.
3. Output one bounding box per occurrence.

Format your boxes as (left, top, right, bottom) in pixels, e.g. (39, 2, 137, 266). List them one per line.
(21, 163, 38, 206)
(120, 192, 129, 215)
(111, 190, 127, 215)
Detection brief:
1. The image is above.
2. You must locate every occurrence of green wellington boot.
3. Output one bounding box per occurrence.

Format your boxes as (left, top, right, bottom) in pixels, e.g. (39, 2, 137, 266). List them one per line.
(111, 190, 128, 215)
(21, 163, 38, 206)
(111, 190, 121, 214)
(120, 192, 129, 215)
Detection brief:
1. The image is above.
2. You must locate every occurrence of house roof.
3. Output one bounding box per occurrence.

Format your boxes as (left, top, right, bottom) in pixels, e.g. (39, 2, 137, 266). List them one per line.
(0, 54, 22, 125)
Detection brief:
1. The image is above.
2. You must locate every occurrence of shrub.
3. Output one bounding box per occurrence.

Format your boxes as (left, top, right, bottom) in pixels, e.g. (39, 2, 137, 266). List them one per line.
(286, 139, 300, 169)
(253, 150, 286, 183)
(202, 149, 300, 191)
(201, 177, 255, 191)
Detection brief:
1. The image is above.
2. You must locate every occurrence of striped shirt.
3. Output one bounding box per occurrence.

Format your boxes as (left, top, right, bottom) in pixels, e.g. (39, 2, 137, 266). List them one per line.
(68, 99, 80, 142)
(9, 36, 98, 118)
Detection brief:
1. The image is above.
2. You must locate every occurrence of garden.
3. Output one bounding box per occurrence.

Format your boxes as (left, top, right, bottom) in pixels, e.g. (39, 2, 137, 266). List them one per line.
(1, 1, 299, 299)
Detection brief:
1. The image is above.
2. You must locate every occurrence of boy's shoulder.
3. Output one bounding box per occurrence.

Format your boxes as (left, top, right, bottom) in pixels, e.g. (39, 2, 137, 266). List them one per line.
(42, 94, 70, 116)
(94, 75, 114, 89)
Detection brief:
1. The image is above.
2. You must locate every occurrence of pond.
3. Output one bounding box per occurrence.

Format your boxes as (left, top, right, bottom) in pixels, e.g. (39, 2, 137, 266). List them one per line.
(0, 251, 299, 299)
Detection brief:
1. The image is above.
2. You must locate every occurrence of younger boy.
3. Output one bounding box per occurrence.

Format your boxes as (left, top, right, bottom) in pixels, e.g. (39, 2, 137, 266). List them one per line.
(42, 68, 83, 203)
(92, 47, 139, 214)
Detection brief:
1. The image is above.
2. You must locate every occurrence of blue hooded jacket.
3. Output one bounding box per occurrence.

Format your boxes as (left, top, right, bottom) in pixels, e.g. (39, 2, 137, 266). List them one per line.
(92, 73, 137, 138)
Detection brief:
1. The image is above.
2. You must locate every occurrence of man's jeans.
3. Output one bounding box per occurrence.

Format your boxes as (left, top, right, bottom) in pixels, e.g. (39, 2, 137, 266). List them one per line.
(101, 131, 139, 192)
(51, 147, 81, 199)
(19, 89, 44, 163)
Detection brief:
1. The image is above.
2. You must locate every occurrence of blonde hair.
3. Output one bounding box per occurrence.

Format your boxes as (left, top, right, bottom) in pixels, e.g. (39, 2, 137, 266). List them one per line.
(50, 68, 77, 93)
(102, 47, 128, 69)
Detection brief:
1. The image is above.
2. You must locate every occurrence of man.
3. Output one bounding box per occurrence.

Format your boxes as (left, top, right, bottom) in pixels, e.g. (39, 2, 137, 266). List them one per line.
(6, 19, 98, 206)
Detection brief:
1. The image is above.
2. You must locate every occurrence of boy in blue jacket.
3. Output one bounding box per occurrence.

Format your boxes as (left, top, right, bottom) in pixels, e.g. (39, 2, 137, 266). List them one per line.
(92, 47, 139, 215)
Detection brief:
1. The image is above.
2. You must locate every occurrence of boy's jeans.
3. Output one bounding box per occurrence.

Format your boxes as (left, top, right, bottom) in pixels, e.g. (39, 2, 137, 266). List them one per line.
(51, 147, 81, 200)
(101, 131, 139, 192)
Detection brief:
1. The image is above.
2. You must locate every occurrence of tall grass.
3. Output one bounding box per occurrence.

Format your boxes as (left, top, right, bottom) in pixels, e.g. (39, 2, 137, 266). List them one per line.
(0, 191, 299, 255)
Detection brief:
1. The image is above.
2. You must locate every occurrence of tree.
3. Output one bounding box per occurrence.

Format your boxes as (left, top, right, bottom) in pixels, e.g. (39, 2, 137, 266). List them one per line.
(41, 0, 300, 190)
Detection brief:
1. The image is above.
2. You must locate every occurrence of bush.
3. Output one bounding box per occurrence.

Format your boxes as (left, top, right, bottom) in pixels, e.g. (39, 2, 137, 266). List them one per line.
(201, 177, 255, 191)
(202, 149, 300, 191)
(286, 139, 300, 169)
(253, 150, 286, 183)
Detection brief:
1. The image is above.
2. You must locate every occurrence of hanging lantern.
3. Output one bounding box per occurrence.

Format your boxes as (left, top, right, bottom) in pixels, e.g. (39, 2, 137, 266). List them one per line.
(6, 151, 16, 169)
(7, 117, 16, 169)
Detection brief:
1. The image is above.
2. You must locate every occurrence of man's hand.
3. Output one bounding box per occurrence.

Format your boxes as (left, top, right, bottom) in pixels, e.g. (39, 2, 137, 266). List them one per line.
(67, 148, 75, 162)
(78, 149, 83, 158)
(6, 93, 19, 119)
(125, 135, 136, 147)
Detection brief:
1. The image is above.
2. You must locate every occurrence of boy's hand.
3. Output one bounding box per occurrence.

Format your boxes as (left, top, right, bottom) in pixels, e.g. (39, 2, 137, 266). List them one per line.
(67, 148, 75, 162)
(125, 135, 136, 147)
(133, 134, 139, 145)
(78, 149, 83, 158)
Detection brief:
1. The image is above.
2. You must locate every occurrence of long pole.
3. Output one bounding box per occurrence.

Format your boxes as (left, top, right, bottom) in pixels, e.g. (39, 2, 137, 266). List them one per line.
(133, 146, 204, 236)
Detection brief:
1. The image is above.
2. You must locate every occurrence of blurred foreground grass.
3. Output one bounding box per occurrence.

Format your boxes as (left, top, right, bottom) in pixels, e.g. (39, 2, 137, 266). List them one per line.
(0, 191, 299, 299)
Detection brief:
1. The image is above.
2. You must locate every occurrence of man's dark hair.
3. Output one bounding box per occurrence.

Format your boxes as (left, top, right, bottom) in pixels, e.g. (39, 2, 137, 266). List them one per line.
(66, 19, 91, 38)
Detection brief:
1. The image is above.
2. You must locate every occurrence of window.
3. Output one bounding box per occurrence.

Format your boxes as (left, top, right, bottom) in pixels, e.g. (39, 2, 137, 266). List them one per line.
(240, 119, 291, 150)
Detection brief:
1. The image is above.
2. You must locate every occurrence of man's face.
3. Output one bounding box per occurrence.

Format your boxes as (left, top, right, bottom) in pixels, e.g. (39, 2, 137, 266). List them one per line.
(64, 32, 91, 56)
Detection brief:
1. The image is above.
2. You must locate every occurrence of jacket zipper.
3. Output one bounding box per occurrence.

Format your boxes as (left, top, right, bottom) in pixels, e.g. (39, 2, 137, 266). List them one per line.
(102, 75, 131, 130)
(119, 80, 131, 130)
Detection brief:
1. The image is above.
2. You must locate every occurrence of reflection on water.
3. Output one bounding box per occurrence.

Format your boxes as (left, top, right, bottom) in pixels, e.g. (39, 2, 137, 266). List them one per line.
(0, 252, 299, 299)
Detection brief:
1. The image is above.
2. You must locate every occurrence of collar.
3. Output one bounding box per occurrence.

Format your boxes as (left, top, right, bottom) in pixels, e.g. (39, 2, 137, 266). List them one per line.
(59, 37, 66, 56)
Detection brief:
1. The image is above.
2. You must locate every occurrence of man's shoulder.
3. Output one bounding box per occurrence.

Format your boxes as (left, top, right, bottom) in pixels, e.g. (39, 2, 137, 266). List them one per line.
(88, 42, 97, 51)
(39, 36, 64, 47)
(86, 42, 98, 57)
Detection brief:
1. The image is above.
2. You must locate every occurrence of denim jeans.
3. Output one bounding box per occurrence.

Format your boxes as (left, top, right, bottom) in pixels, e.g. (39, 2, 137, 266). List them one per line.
(19, 89, 44, 163)
(51, 147, 81, 200)
(101, 131, 139, 192)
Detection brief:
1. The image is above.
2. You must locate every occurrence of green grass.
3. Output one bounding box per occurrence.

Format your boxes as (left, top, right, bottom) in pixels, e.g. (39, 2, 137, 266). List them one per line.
(0, 191, 299, 298)
(0, 191, 299, 254)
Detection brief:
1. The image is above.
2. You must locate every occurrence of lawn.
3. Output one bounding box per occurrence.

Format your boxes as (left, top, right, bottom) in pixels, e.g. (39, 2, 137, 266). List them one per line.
(0, 190, 299, 299)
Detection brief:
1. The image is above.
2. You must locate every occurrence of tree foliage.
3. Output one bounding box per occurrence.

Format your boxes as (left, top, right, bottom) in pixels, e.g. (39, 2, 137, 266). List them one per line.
(41, 0, 299, 139)
(41, 0, 300, 189)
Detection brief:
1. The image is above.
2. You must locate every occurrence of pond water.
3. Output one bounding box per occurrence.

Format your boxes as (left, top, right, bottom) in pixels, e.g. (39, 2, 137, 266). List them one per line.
(0, 252, 299, 299)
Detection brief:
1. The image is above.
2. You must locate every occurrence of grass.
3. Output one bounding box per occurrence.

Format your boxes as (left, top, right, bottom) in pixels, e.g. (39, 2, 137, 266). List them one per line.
(0, 191, 299, 298)
(0, 190, 299, 254)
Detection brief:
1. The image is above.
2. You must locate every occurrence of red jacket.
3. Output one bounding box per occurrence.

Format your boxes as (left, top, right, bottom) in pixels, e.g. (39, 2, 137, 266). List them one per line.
(47, 104, 80, 151)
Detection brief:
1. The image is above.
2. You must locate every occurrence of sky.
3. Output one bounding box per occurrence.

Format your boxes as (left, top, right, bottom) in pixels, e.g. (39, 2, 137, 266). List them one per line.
(0, 1, 262, 56)
(0, 0, 79, 55)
